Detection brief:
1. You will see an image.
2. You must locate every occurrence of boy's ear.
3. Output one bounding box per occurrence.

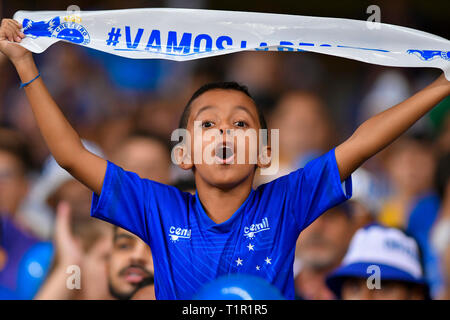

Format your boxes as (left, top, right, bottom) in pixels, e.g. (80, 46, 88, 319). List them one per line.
(257, 145, 272, 168)
(174, 145, 193, 171)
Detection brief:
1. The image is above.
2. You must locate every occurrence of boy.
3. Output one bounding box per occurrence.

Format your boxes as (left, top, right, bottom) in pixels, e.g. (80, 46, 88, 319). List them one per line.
(1, 18, 449, 299)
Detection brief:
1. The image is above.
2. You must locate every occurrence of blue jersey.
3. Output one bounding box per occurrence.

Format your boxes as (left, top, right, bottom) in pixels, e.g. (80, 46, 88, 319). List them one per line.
(91, 148, 352, 299)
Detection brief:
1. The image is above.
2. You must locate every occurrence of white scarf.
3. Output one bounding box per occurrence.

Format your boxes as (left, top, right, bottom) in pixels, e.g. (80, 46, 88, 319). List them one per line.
(13, 8, 450, 79)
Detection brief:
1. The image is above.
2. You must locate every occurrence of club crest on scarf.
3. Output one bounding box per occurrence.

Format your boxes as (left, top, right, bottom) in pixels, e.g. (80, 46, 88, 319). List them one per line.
(23, 16, 90, 45)
(407, 49, 450, 61)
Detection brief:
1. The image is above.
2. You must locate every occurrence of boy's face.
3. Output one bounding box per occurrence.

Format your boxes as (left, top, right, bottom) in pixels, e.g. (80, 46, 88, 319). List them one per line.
(184, 89, 267, 189)
(0, 150, 28, 215)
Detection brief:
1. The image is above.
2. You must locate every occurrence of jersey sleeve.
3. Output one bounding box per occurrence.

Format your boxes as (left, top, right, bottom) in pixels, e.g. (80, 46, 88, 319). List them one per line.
(90, 160, 184, 244)
(285, 148, 352, 233)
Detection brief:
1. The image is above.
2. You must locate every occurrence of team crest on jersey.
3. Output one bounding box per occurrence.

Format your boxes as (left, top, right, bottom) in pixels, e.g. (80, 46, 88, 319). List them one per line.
(407, 49, 450, 61)
(22, 16, 90, 45)
(243, 217, 270, 239)
(168, 226, 191, 242)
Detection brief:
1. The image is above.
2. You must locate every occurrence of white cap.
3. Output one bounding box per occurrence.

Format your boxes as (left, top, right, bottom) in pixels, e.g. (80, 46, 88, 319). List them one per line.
(342, 225, 423, 279)
(326, 224, 427, 297)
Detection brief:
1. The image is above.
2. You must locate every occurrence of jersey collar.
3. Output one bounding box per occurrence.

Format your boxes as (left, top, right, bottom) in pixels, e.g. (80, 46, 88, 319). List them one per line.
(194, 189, 256, 233)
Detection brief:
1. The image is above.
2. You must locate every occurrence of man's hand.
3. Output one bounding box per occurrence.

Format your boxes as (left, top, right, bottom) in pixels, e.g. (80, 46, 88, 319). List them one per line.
(34, 201, 83, 300)
(0, 19, 31, 65)
(54, 202, 83, 267)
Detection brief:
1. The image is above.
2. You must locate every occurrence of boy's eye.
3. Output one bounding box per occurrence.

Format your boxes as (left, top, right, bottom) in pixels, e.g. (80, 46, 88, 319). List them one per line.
(202, 121, 214, 128)
(116, 243, 131, 250)
(234, 121, 248, 128)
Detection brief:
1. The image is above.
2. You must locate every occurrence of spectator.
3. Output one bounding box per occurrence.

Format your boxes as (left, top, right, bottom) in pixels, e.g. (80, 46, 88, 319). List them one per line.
(35, 202, 113, 300)
(0, 128, 30, 217)
(18, 140, 104, 238)
(108, 227, 154, 300)
(379, 136, 443, 296)
(16, 138, 110, 300)
(379, 136, 437, 228)
(256, 91, 333, 186)
(435, 111, 450, 154)
(110, 131, 171, 184)
(326, 224, 429, 300)
(294, 203, 354, 299)
(105, 130, 173, 300)
(226, 52, 282, 113)
(0, 128, 52, 299)
(431, 153, 450, 299)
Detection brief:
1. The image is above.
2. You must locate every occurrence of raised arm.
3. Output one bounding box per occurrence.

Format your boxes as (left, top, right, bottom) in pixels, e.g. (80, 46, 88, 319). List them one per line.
(0, 18, 106, 194)
(335, 73, 450, 181)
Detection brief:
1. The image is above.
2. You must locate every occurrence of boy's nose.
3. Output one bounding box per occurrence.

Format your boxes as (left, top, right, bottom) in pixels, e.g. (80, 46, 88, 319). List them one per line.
(219, 128, 231, 135)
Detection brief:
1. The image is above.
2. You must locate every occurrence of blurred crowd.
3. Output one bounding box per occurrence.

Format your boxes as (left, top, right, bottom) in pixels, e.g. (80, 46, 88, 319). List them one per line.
(0, 0, 450, 300)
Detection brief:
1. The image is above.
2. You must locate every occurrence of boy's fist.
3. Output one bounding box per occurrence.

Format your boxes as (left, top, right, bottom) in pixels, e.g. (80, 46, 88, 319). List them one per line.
(0, 18, 31, 64)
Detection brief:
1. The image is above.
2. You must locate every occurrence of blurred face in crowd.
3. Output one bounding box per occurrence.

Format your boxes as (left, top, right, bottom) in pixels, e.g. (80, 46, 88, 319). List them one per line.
(48, 180, 93, 218)
(271, 92, 330, 164)
(135, 101, 179, 139)
(386, 139, 435, 196)
(113, 136, 170, 183)
(97, 118, 133, 159)
(228, 52, 281, 93)
(348, 200, 376, 232)
(341, 278, 425, 300)
(0, 150, 28, 215)
(436, 113, 450, 154)
(108, 228, 154, 300)
(182, 89, 268, 190)
(296, 206, 353, 270)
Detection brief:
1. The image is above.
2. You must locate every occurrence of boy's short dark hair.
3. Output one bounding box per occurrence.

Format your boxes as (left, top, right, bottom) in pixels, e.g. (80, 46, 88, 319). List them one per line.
(178, 81, 268, 131)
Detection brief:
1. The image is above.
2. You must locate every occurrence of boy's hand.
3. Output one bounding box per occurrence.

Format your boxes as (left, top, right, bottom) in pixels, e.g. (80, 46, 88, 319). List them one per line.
(0, 18, 107, 196)
(0, 19, 31, 65)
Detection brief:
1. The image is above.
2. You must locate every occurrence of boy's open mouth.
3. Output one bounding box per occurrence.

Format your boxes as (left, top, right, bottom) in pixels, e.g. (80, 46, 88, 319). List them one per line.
(214, 142, 235, 164)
